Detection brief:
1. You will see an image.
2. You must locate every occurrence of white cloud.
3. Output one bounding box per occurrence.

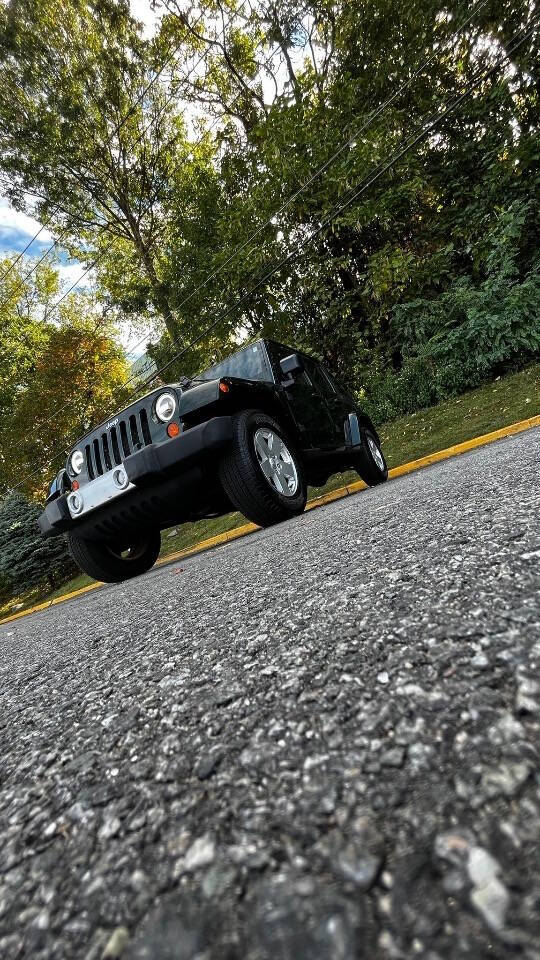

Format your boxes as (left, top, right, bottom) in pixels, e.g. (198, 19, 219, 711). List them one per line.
(57, 261, 94, 290)
(0, 195, 53, 249)
(129, 0, 160, 38)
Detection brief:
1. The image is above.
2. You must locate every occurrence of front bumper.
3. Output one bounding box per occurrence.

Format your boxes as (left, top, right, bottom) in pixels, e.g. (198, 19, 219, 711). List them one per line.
(38, 416, 233, 538)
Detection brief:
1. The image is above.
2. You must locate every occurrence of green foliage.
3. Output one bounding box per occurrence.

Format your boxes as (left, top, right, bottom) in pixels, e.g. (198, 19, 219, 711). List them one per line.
(0, 0, 190, 338)
(362, 201, 540, 421)
(0, 0, 538, 419)
(0, 259, 129, 500)
(141, 0, 539, 396)
(0, 492, 77, 601)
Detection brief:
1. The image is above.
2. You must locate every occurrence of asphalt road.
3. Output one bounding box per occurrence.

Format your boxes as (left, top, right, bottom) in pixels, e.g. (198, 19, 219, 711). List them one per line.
(1, 430, 539, 960)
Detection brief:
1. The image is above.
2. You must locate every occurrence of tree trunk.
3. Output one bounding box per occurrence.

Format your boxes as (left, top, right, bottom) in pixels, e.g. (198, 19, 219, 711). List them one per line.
(121, 202, 179, 342)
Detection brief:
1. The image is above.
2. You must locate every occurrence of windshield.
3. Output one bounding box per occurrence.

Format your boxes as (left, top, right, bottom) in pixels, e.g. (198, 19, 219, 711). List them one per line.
(197, 341, 272, 383)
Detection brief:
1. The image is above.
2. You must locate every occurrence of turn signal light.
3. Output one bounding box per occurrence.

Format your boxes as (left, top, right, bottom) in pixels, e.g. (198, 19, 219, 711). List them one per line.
(167, 422, 180, 438)
(219, 380, 230, 393)
(72, 480, 80, 491)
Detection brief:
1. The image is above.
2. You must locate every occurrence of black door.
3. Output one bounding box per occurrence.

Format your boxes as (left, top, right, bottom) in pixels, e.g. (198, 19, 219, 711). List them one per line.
(266, 344, 335, 449)
(314, 363, 354, 447)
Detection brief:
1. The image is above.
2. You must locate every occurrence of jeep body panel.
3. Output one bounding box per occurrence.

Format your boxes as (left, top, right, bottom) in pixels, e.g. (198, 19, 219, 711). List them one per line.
(38, 339, 379, 542)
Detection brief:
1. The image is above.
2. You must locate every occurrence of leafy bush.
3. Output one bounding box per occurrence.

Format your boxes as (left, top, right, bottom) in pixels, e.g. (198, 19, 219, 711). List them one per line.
(0, 492, 77, 602)
(362, 202, 540, 422)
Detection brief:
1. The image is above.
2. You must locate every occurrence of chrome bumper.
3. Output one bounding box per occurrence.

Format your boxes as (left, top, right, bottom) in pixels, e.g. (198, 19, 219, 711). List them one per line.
(66, 465, 134, 520)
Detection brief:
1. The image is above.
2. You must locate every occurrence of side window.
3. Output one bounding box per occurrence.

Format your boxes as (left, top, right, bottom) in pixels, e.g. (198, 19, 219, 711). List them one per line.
(303, 358, 336, 399)
(320, 367, 339, 395)
(319, 364, 352, 400)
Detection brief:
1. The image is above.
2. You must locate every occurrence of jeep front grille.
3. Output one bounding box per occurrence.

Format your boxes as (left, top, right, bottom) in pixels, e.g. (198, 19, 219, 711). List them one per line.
(85, 409, 152, 479)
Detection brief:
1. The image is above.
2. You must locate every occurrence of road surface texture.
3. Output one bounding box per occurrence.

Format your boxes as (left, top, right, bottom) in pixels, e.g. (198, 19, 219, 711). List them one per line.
(1, 430, 539, 960)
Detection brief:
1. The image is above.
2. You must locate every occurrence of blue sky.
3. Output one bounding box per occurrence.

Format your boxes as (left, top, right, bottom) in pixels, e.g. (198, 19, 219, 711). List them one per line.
(0, 197, 52, 255)
(0, 195, 91, 290)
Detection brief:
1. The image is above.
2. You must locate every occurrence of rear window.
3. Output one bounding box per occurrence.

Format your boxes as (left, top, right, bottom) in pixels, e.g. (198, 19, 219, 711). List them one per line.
(198, 342, 271, 383)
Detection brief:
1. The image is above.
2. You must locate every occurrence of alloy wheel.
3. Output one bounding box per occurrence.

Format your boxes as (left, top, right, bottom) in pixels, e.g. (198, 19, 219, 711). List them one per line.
(253, 427, 299, 497)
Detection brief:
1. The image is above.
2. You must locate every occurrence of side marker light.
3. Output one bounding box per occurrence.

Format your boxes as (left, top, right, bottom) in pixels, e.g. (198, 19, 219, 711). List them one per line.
(219, 381, 230, 393)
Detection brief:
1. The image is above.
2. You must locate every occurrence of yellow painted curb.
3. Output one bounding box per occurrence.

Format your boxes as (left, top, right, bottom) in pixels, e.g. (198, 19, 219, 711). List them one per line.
(1, 413, 538, 626)
(387, 413, 540, 480)
(155, 521, 259, 568)
(0, 581, 103, 625)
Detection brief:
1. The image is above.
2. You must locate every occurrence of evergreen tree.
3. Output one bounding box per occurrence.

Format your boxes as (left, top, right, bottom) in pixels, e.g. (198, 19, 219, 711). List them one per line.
(0, 492, 77, 601)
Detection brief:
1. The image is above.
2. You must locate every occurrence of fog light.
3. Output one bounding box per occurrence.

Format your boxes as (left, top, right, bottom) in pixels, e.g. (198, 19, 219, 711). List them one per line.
(112, 467, 129, 489)
(68, 492, 84, 515)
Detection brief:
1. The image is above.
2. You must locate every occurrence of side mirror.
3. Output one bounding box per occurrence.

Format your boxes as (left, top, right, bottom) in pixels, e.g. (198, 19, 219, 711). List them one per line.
(279, 353, 303, 378)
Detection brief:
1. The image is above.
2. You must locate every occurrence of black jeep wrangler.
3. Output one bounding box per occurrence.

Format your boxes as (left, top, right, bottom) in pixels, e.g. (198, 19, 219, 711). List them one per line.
(39, 340, 387, 583)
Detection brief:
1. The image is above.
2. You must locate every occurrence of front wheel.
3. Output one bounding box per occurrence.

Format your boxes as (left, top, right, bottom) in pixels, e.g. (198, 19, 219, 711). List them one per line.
(67, 529, 161, 583)
(353, 427, 388, 486)
(219, 409, 307, 527)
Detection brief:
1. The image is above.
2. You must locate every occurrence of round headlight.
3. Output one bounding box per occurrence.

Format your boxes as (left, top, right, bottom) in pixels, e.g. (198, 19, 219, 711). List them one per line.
(70, 450, 84, 475)
(155, 392, 176, 423)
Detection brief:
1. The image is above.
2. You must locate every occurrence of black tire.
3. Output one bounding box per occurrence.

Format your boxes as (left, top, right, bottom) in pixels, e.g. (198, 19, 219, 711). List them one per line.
(67, 529, 161, 584)
(219, 409, 307, 527)
(353, 427, 388, 486)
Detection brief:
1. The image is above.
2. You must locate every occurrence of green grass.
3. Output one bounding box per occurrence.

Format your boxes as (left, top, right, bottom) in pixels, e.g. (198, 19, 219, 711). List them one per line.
(0, 572, 94, 619)
(47, 572, 94, 599)
(2, 363, 538, 619)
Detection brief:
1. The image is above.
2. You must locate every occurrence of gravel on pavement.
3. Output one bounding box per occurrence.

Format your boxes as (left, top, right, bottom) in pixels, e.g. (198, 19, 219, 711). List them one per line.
(0, 429, 539, 960)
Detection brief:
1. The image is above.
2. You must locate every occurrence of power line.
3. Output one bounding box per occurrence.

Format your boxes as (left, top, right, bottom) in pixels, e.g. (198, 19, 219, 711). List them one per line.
(131, 16, 540, 392)
(0, 0, 258, 335)
(0, 225, 48, 282)
(67, 0, 495, 393)
(130, 0, 493, 375)
(3, 12, 535, 495)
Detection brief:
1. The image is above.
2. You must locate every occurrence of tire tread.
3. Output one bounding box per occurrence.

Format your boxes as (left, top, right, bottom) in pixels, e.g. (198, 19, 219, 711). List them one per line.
(67, 530, 161, 583)
(219, 409, 306, 527)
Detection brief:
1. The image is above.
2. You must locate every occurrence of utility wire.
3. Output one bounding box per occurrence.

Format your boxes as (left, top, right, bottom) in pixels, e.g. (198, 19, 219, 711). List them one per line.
(57, 0, 495, 392)
(0, 225, 48, 282)
(0, 0, 256, 343)
(3, 13, 535, 494)
(129, 0, 494, 381)
(136, 14, 537, 390)
(6, 0, 485, 354)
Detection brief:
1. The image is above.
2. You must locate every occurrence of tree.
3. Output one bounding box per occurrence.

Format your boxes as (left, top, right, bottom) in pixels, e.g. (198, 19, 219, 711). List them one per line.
(1, 1, 537, 413)
(0, 256, 55, 424)
(0, 0, 193, 338)
(0, 259, 130, 500)
(135, 1, 537, 384)
(0, 492, 77, 601)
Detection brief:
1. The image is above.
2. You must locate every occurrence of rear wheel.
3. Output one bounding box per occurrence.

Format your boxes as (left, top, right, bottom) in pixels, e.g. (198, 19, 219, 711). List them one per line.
(353, 427, 388, 486)
(219, 409, 307, 527)
(67, 529, 161, 583)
